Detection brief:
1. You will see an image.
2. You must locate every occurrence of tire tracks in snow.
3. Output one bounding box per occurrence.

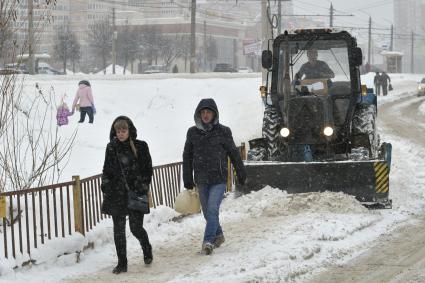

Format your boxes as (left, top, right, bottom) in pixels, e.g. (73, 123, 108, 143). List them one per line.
(310, 88, 425, 283)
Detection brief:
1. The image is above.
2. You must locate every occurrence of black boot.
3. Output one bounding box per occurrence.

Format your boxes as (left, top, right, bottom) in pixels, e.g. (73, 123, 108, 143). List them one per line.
(142, 244, 153, 265)
(112, 259, 127, 274)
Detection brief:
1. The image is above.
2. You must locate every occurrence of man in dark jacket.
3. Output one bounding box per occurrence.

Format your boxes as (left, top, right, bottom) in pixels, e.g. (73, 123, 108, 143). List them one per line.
(381, 72, 391, 96)
(101, 116, 153, 274)
(183, 98, 246, 255)
(374, 72, 382, 95)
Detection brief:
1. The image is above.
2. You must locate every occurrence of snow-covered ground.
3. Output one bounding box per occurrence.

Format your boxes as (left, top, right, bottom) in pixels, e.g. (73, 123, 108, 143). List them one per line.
(1, 72, 425, 283)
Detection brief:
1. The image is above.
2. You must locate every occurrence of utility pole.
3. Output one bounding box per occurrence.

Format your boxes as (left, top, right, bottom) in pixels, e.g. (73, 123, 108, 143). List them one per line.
(411, 31, 414, 73)
(190, 0, 196, 73)
(390, 24, 393, 51)
(261, 0, 273, 85)
(278, 0, 282, 34)
(203, 20, 206, 72)
(329, 3, 334, 28)
(28, 0, 35, 74)
(368, 16, 372, 65)
(112, 8, 116, 75)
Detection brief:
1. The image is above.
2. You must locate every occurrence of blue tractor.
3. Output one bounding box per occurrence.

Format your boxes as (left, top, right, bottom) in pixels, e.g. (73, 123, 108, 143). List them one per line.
(238, 29, 392, 208)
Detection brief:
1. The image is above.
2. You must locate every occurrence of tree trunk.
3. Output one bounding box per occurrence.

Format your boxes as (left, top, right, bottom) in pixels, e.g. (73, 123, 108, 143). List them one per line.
(63, 51, 67, 74)
(102, 53, 107, 74)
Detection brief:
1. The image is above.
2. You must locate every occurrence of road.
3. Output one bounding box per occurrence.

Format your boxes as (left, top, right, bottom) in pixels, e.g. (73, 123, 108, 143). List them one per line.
(311, 87, 425, 283)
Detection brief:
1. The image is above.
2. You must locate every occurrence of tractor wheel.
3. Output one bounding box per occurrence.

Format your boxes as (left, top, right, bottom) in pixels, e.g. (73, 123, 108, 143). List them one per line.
(352, 104, 379, 158)
(262, 106, 281, 159)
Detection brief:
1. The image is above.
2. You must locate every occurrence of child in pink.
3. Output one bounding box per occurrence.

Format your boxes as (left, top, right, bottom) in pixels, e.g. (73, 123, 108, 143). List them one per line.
(56, 102, 73, 126)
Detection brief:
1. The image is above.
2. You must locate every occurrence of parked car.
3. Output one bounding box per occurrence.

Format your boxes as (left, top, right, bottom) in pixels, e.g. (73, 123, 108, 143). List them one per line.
(37, 62, 64, 75)
(418, 78, 425, 96)
(3, 63, 29, 74)
(213, 63, 237, 72)
(144, 65, 168, 74)
(237, 66, 253, 73)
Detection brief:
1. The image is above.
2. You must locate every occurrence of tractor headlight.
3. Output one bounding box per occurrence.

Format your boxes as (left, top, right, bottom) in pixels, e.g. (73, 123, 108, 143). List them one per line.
(280, 127, 290, 137)
(323, 126, 334, 136)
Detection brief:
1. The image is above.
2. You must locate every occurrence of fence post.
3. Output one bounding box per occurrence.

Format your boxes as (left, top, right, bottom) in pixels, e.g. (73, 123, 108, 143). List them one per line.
(240, 142, 246, 160)
(226, 158, 232, 192)
(0, 195, 5, 218)
(72, 176, 85, 236)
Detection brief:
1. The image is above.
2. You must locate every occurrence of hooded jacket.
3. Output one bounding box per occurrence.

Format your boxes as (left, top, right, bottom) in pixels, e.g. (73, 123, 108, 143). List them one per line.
(101, 116, 153, 216)
(72, 83, 94, 109)
(183, 99, 246, 188)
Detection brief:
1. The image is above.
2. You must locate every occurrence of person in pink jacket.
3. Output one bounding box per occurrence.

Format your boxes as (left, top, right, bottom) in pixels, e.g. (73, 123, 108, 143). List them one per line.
(72, 80, 95, 123)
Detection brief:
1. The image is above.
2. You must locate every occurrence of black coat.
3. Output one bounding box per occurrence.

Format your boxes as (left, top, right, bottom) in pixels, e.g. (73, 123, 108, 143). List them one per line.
(101, 116, 153, 216)
(183, 99, 246, 188)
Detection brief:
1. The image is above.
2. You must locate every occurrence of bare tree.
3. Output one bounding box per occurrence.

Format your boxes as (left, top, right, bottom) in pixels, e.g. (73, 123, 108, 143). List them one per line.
(0, 1, 21, 66)
(141, 26, 163, 65)
(53, 25, 80, 74)
(69, 34, 81, 74)
(178, 35, 191, 72)
(88, 19, 113, 74)
(117, 25, 140, 74)
(0, 1, 76, 193)
(206, 36, 218, 70)
(0, 84, 77, 191)
(159, 36, 182, 69)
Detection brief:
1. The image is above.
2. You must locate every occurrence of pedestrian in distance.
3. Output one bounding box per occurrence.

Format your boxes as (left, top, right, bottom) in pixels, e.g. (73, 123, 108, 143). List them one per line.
(72, 80, 95, 123)
(56, 102, 73, 126)
(101, 116, 153, 274)
(183, 98, 247, 255)
(381, 72, 391, 96)
(374, 72, 382, 96)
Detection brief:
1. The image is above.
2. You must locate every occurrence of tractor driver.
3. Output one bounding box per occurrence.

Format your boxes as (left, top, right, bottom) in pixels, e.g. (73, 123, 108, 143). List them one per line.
(295, 49, 335, 80)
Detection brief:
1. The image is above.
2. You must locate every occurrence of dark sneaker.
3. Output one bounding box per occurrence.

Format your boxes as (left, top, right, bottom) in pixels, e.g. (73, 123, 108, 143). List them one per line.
(213, 235, 225, 248)
(143, 244, 153, 265)
(202, 242, 214, 255)
(112, 263, 127, 274)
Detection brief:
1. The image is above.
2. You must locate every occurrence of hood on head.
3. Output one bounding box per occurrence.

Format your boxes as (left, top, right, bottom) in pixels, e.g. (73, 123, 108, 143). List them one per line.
(78, 80, 91, 87)
(109, 116, 137, 142)
(194, 98, 219, 131)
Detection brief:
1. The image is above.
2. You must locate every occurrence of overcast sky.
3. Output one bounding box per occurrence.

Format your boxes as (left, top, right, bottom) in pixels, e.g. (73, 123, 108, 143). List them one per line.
(292, 0, 393, 28)
(290, 0, 394, 45)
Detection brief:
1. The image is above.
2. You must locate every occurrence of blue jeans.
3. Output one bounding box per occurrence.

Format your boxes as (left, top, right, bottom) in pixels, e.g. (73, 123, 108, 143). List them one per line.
(198, 183, 226, 244)
(295, 145, 313, 162)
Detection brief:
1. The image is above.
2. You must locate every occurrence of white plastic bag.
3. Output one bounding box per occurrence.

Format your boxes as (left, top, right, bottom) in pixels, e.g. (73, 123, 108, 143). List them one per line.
(174, 189, 201, 214)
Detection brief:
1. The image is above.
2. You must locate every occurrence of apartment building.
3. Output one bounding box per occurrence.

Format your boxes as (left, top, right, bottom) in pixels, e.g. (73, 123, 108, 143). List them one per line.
(11, 0, 299, 72)
(394, 0, 425, 72)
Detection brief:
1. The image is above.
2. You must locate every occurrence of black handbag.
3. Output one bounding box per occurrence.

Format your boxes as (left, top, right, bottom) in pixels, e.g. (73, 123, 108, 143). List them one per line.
(389, 83, 393, 91)
(115, 149, 150, 214)
(127, 190, 150, 214)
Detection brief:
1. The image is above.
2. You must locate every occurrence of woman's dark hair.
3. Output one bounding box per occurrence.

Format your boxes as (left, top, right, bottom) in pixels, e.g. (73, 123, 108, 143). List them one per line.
(78, 80, 91, 87)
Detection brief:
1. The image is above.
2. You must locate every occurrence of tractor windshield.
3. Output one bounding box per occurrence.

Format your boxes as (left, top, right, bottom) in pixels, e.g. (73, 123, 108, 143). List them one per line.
(278, 39, 351, 97)
(277, 39, 352, 127)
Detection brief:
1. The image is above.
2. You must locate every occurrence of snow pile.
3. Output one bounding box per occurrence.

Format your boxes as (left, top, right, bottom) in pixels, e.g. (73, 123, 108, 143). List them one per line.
(223, 187, 367, 219)
(95, 64, 132, 75)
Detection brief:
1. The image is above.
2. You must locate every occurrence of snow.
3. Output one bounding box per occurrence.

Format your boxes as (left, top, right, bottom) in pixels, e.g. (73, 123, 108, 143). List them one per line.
(95, 64, 132, 75)
(1, 72, 425, 282)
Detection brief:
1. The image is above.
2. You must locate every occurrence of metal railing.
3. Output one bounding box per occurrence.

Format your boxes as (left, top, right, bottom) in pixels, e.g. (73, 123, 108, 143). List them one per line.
(0, 143, 246, 261)
(1, 181, 75, 260)
(1, 162, 183, 260)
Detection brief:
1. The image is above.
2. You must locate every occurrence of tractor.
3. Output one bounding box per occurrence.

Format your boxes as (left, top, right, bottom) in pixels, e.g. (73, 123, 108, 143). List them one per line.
(237, 29, 392, 208)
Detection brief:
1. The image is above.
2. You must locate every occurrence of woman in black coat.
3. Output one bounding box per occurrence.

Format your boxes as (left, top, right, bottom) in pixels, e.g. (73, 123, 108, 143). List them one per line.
(101, 116, 153, 274)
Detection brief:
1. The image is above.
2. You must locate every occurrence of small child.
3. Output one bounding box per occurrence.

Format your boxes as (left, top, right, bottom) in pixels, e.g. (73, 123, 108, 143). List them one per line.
(56, 102, 73, 126)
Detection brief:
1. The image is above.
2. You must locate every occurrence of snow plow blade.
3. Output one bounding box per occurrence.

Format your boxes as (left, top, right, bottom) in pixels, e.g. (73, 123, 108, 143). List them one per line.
(236, 160, 391, 208)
